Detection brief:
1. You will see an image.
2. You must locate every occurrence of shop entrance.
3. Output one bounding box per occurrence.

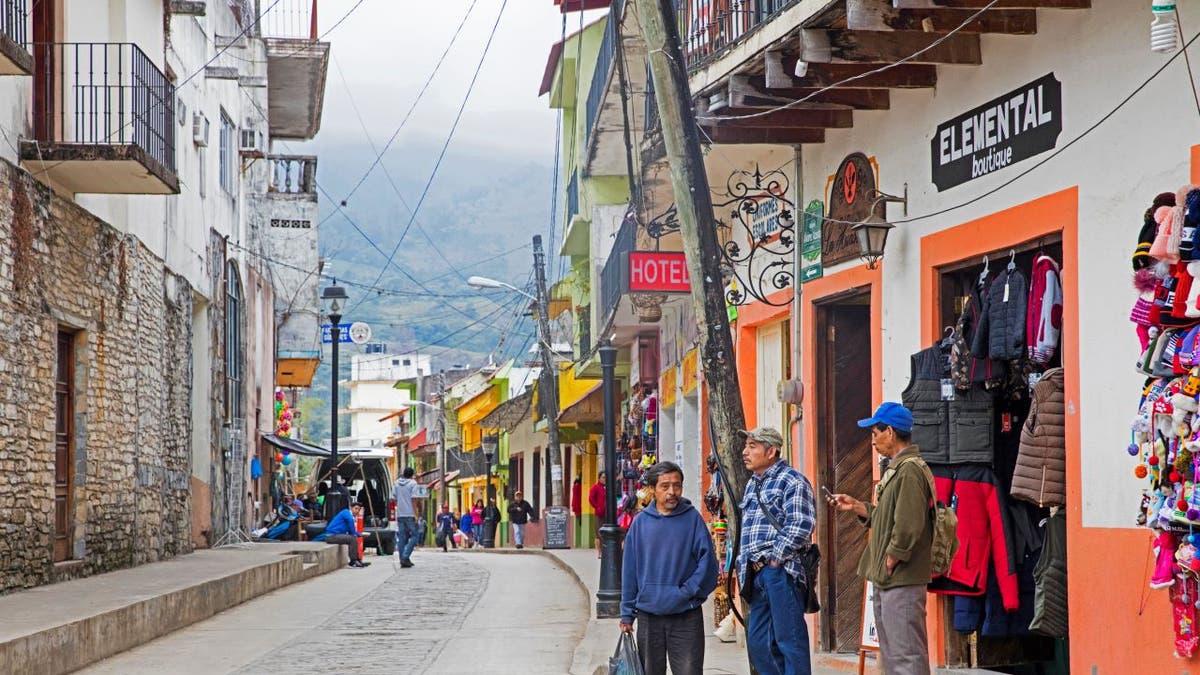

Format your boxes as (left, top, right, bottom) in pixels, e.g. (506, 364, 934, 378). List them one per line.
(815, 290, 873, 653)
(934, 235, 1067, 674)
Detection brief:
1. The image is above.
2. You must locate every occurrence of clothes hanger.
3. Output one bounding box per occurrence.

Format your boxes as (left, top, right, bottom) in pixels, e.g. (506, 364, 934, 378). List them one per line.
(1007, 249, 1017, 272)
(939, 326, 956, 348)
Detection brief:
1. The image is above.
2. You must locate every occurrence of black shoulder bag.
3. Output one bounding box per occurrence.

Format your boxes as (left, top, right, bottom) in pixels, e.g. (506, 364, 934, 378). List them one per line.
(752, 479, 822, 614)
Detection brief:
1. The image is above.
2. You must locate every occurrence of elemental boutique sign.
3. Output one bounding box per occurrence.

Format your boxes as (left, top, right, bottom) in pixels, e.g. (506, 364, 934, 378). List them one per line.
(930, 73, 1062, 191)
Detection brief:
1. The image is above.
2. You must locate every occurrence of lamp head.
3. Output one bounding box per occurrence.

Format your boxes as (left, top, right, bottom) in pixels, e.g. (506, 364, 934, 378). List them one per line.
(321, 285, 349, 317)
(851, 209, 894, 270)
(467, 276, 505, 290)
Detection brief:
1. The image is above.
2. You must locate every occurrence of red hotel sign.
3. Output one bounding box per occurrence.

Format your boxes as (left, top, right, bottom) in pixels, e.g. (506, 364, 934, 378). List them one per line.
(629, 251, 691, 293)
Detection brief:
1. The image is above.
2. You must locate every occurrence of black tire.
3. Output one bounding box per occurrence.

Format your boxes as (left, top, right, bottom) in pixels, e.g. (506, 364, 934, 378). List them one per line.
(377, 533, 395, 556)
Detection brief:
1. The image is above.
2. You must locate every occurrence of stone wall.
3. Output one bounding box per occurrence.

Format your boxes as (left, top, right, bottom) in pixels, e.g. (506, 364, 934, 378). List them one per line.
(0, 159, 194, 594)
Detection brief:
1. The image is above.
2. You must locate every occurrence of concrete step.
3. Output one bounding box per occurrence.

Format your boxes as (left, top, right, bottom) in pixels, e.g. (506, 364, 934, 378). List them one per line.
(0, 542, 341, 675)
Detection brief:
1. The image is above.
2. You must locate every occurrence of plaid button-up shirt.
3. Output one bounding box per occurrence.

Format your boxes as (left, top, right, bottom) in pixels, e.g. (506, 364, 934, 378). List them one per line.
(737, 460, 817, 586)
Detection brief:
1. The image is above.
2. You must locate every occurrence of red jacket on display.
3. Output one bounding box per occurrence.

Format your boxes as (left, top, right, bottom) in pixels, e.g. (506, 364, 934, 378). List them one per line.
(928, 464, 1020, 611)
(589, 482, 607, 521)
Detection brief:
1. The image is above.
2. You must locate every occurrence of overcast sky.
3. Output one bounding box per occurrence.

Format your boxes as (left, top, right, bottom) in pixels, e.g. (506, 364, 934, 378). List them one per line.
(311, 0, 605, 161)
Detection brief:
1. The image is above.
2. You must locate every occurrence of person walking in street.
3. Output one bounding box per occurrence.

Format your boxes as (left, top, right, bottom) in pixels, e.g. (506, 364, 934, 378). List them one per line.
(588, 472, 607, 557)
(391, 467, 421, 568)
(830, 403, 934, 675)
(508, 490, 534, 549)
(619, 461, 717, 675)
(460, 509, 475, 548)
(738, 426, 816, 675)
(471, 500, 484, 549)
(482, 497, 502, 548)
(435, 504, 457, 552)
(317, 502, 370, 568)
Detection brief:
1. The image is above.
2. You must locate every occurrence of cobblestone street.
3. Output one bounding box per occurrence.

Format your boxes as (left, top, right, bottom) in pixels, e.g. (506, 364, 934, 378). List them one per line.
(81, 551, 587, 674)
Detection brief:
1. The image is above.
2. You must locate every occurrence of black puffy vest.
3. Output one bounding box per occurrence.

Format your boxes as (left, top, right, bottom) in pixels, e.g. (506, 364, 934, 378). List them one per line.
(901, 346, 995, 465)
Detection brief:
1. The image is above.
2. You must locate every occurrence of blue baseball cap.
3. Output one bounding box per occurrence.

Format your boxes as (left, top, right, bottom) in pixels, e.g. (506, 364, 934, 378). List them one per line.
(857, 402, 913, 434)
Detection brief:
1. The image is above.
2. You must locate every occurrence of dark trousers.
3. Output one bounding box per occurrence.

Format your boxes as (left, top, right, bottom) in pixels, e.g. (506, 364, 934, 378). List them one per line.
(747, 566, 811, 675)
(324, 534, 361, 564)
(635, 606, 704, 675)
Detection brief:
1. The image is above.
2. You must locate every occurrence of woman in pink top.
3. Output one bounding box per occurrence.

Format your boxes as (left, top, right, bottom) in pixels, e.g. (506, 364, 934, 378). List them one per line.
(471, 500, 484, 549)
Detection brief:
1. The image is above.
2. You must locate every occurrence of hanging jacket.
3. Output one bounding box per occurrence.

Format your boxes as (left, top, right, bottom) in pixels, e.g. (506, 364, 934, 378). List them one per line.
(1011, 368, 1066, 508)
(902, 347, 995, 465)
(973, 266, 1029, 361)
(1025, 256, 1062, 365)
(1029, 510, 1068, 637)
(950, 284, 1007, 388)
(927, 465, 1020, 611)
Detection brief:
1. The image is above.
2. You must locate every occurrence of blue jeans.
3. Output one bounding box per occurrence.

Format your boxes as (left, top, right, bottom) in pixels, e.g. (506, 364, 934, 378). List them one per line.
(395, 516, 417, 561)
(747, 565, 811, 675)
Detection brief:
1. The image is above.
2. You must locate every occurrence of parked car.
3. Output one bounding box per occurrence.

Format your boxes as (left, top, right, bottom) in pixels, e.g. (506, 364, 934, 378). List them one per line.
(305, 447, 398, 556)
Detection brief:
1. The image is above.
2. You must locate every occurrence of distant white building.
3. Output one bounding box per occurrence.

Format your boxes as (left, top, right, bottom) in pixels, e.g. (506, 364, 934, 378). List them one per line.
(342, 349, 432, 447)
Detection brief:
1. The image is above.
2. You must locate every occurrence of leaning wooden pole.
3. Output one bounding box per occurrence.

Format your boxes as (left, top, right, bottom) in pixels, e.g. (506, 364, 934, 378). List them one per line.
(633, 0, 751, 511)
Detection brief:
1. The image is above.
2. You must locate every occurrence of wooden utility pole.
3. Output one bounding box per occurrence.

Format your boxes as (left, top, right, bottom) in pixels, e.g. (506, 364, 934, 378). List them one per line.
(634, 0, 751, 513)
(532, 235, 564, 507)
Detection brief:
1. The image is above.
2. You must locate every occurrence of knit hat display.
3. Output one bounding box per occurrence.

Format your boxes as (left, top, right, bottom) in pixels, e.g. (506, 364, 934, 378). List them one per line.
(1138, 192, 1179, 270)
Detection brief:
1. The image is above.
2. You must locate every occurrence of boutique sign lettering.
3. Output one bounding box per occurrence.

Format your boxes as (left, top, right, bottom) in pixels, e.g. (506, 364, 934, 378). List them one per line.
(930, 73, 1062, 192)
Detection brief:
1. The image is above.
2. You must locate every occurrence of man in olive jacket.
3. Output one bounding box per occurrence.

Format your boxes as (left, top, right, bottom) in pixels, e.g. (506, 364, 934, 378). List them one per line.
(831, 402, 933, 675)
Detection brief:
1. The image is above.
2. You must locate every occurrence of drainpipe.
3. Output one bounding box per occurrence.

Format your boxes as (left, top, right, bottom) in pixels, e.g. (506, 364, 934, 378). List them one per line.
(788, 145, 804, 470)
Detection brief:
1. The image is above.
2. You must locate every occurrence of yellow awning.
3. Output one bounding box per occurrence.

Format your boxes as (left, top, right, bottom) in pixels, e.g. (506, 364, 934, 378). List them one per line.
(558, 362, 599, 414)
(458, 385, 501, 425)
(276, 358, 319, 388)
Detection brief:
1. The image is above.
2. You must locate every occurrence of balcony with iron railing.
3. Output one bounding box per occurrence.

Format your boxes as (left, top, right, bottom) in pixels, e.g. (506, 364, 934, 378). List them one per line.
(20, 43, 178, 194)
(599, 212, 636, 325)
(677, 0, 799, 72)
(0, 0, 30, 75)
(259, 0, 329, 140)
(583, 0, 623, 152)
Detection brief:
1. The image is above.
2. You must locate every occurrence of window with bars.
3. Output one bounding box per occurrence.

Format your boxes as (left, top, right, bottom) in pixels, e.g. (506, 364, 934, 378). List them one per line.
(225, 261, 244, 422)
(219, 111, 237, 196)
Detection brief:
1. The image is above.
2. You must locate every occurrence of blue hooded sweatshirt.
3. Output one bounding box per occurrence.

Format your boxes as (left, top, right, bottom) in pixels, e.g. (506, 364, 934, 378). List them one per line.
(619, 498, 718, 625)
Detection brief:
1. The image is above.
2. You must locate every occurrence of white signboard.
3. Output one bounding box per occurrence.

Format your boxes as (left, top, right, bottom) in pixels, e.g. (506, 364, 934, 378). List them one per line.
(674, 440, 684, 465)
(551, 465, 563, 481)
(861, 581, 879, 651)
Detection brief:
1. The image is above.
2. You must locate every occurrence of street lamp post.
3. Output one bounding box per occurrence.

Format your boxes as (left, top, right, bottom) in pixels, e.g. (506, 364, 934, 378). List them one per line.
(321, 285, 348, 472)
(596, 341, 623, 618)
(482, 434, 498, 548)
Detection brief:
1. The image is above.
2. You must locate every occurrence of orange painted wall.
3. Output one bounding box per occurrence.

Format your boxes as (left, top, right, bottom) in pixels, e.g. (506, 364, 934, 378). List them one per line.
(734, 288, 792, 432)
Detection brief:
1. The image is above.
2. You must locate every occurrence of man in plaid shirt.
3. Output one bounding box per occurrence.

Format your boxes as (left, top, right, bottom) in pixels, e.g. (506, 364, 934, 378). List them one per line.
(737, 426, 816, 675)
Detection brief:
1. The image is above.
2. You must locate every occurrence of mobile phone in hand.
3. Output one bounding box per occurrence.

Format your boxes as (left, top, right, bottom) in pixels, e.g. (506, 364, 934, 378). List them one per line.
(821, 485, 835, 502)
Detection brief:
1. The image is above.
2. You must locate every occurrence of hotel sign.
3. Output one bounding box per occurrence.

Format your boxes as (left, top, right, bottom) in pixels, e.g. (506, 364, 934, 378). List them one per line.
(629, 251, 691, 293)
(931, 73, 1062, 191)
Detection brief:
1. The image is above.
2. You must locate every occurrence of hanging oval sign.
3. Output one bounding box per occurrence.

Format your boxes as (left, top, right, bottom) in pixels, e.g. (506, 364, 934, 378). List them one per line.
(348, 322, 372, 345)
(826, 153, 881, 266)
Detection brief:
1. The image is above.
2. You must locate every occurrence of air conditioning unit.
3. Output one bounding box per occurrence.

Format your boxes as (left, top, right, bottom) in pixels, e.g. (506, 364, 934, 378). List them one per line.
(192, 113, 210, 147)
(239, 128, 263, 154)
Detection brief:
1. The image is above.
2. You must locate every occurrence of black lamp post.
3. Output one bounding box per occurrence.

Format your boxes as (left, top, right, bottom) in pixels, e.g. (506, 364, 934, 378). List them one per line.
(482, 434, 498, 548)
(322, 285, 348, 474)
(596, 341, 623, 618)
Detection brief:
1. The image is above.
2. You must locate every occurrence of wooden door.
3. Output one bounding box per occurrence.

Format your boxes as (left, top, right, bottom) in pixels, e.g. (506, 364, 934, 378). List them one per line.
(54, 329, 74, 562)
(816, 298, 873, 653)
(31, 0, 56, 141)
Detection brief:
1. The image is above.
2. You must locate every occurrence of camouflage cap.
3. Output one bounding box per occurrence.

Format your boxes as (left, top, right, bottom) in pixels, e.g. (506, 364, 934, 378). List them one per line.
(737, 427, 785, 449)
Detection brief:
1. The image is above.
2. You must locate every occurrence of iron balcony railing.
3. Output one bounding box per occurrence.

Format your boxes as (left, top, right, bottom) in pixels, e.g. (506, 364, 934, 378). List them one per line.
(259, 0, 318, 40)
(600, 213, 636, 324)
(1, 0, 26, 48)
(584, 0, 624, 151)
(677, 0, 799, 71)
(31, 43, 176, 174)
(566, 170, 579, 223)
(268, 155, 317, 194)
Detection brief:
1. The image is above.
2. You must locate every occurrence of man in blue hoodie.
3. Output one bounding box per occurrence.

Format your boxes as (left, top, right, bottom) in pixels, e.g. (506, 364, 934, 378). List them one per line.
(315, 502, 370, 568)
(619, 461, 717, 675)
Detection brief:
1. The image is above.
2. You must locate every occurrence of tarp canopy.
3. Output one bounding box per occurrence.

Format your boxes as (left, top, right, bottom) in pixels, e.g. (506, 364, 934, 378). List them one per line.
(262, 434, 329, 457)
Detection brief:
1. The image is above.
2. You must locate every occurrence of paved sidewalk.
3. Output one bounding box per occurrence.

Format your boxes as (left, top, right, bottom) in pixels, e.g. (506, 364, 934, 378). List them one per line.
(0, 542, 339, 675)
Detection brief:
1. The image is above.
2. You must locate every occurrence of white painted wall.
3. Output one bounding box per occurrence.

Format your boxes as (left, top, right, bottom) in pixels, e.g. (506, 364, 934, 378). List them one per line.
(788, 0, 1181, 528)
(351, 352, 432, 383)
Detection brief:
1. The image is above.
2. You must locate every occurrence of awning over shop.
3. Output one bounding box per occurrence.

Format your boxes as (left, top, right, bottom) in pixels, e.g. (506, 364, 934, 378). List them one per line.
(377, 407, 411, 423)
(261, 434, 329, 457)
(559, 382, 604, 424)
(276, 357, 320, 388)
(407, 428, 428, 451)
(479, 390, 533, 430)
(426, 470, 461, 490)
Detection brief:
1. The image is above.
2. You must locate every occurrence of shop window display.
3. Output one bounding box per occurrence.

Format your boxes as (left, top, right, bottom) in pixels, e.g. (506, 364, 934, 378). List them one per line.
(1130, 185, 1200, 660)
(905, 239, 1067, 672)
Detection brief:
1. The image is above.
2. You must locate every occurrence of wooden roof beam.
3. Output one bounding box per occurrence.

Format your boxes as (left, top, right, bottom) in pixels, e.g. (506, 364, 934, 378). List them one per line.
(934, 0, 1088, 7)
(733, 76, 891, 110)
(699, 126, 826, 145)
(706, 107, 854, 129)
(779, 61, 938, 88)
(828, 29, 982, 65)
(890, 8, 1037, 33)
